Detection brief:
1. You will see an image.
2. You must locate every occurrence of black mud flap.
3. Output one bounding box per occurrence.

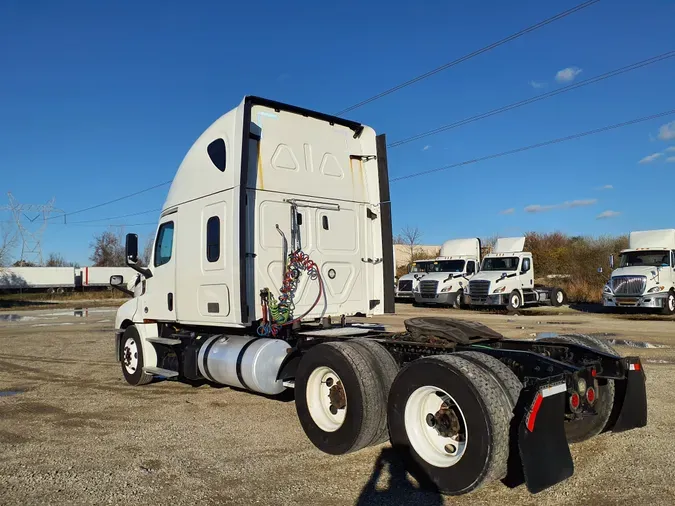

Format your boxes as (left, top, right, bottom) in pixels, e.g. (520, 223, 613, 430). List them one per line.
(610, 357, 647, 432)
(506, 381, 574, 494)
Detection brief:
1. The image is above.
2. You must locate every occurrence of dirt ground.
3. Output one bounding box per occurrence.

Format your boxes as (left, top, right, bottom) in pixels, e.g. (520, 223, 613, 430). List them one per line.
(1, 304, 674, 506)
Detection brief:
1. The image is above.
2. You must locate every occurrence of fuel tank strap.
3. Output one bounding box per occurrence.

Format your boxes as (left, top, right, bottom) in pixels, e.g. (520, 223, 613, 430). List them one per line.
(236, 337, 264, 390)
(201, 336, 221, 382)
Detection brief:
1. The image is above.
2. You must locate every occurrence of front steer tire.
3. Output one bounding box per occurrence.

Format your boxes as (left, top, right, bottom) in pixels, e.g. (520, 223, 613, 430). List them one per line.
(388, 355, 513, 495)
(294, 341, 393, 455)
(121, 326, 153, 386)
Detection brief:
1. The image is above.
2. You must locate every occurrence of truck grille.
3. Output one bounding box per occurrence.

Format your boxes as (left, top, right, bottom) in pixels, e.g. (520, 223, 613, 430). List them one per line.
(419, 280, 438, 298)
(398, 279, 412, 292)
(469, 280, 490, 302)
(611, 276, 646, 295)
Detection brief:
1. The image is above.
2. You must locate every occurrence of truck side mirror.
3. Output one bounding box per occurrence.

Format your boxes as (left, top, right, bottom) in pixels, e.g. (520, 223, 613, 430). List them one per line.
(609, 254, 614, 269)
(126, 233, 139, 265)
(110, 275, 124, 286)
(597, 267, 603, 273)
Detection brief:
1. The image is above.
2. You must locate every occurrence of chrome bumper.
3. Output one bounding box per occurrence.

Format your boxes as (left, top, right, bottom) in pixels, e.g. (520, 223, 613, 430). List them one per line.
(603, 293, 667, 308)
(395, 291, 414, 299)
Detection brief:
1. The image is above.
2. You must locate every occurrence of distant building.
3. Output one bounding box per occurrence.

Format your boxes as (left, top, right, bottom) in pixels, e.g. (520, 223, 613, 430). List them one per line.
(393, 244, 441, 268)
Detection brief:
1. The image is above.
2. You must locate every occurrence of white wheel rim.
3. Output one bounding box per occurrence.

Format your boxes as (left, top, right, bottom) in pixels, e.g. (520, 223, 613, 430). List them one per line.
(123, 337, 139, 375)
(556, 291, 564, 304)
(512, 295, 520, 308)
(404, 386, 468, 468)
(306, 366, 347, 432)
(669, 295, 675, 311)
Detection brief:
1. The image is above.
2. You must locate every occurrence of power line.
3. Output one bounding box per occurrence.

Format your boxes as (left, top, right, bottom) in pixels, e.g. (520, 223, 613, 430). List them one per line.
(47, 180, 171, 222)
(388, 51, 675, 148)
(334, 0, 600, 116)
(389, 109, 675, 183)
(61, 222, 158, 228)
(54, 208, 161, 225)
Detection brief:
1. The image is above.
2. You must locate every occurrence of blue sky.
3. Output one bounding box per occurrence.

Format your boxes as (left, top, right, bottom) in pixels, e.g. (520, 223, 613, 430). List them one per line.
(1, 0, 674, 265)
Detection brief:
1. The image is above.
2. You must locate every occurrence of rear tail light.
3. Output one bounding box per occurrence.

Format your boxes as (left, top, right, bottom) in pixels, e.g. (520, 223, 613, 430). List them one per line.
(569, 392, 581, 412)
(586, 387, 596, 404)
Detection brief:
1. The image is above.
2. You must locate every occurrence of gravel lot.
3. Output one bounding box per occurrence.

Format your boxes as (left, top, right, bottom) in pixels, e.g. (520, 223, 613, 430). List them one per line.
(1, 304, 674, 505)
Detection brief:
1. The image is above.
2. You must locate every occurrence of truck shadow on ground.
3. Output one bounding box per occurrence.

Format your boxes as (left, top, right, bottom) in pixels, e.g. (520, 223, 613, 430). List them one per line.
(356, 447, 443, 506)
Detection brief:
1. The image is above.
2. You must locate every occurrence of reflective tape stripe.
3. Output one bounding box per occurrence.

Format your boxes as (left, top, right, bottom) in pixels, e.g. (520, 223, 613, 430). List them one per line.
(541, 382, 567, 398)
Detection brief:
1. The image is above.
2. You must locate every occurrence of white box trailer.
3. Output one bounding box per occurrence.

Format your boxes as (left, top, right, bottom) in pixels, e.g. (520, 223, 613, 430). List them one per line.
(79, 267, 139, 288)
(110, 96, 646, 496)
(0, 267, 75, 290)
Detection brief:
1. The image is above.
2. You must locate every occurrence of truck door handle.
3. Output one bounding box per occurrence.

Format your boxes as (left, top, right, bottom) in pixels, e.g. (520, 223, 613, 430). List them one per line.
(362, 258, 383, 265)
(168, 293, 174, 311)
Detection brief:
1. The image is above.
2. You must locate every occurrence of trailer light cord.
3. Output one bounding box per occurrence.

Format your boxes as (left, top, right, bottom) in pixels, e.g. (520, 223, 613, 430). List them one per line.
(257, 250, 324, 337)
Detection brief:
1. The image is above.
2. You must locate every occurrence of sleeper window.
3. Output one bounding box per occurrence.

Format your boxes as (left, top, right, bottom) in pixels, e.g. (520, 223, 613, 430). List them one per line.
(154, 222, 174, 267)
(206, 216, 220, 262)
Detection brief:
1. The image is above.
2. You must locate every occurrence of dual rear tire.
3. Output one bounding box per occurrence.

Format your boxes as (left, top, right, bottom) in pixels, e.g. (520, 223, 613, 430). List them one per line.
(295, 341, 519, 495)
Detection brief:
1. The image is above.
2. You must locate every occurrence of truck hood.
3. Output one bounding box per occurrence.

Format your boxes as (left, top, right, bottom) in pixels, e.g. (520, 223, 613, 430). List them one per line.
(470, 271, 518, 284)
(419, 272, 466, 283)
(399, 272, 426, 282)
(610, 266, 659, 279)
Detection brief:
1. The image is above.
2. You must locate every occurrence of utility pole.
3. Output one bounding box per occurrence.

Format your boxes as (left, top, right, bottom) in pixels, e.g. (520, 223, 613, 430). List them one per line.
(0, 192, 64, 265)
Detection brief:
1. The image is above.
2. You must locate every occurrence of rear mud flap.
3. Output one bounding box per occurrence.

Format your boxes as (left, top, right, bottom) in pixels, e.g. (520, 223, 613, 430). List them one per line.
(504, 381, 573, 494)
(610, 357, 647, 433)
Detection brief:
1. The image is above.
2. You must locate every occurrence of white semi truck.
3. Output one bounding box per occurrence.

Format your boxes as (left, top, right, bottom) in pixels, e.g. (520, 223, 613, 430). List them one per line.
(111, 97, 646, 496)
(395, 259, 432, 301)
(603, 229, 675, 315)
(413, 238, 481, 308)
(465, 237, 566, 311)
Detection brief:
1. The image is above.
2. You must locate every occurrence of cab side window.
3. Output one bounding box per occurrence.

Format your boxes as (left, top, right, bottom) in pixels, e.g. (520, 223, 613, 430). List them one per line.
(206, 216, 220, 262)
(466, 261, 476, 275)
(521, 258, 531, 273)
(154, 222, 174, 267)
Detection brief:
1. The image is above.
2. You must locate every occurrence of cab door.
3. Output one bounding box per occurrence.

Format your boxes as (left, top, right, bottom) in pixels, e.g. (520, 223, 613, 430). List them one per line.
(143, 216, 177, 321)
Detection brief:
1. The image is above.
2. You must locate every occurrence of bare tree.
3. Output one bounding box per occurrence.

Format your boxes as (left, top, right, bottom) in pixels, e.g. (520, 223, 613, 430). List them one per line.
(90, 230, 126, 267)
(46, 252, 78, 267)
(395, 225, 423, 265)
(141, 236, 154, 266)
(0, 223, 17, 267)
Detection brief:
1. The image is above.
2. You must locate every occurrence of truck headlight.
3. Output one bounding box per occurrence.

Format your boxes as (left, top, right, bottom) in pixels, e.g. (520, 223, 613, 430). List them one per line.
(493, 285, 506, 294)
(440, 285, 452, 293)
(603, 284, 612, 294)
(648, 286, 665, 293)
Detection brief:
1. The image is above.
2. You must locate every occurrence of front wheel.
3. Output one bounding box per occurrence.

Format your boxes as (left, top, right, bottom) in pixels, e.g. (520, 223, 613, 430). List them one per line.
(452, 290, 464, 309)
(506, 291, 522, 312)
(662, 291, 675, 316)
(121, 326, 153, 386)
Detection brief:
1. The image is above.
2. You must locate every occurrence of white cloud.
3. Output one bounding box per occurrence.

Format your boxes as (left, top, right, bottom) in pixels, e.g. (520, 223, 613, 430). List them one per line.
(524, 199, 597, 213)
(666, 156, 675, 163)
(555, 67, 582, 83)
(638, 153, 662, 164)
(500, 208, 515, 215)
(422, 145, 431, 151)
(598, 184, 613, 190)
(597, 210, 621, 220)
(529, 80, 546, 89)
(658, 121, 675, 141)
(665, 146, 675, 152)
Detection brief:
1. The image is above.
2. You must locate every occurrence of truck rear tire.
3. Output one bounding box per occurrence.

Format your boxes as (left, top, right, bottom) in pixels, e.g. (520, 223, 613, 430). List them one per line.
(348, 338, 399, 445)
(387, 355, 512, 495)
(536, 333, 617, 443)
(121, 326, 153, 386)
(551, 287, 566, 307)
(294, 341, 392, 455)
(455, 351, 522, 408)
(662, 291, 675, 315)
(506, 291, 522, 312)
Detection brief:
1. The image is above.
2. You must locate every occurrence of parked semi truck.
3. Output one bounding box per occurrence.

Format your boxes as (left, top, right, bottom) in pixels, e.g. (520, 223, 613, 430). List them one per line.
(111, 97, 646, 496)
(413, 238, 480, 308)
(395, 259, 432, 301)
(465, 237, 567, 311)
(603, 229, 675, 315)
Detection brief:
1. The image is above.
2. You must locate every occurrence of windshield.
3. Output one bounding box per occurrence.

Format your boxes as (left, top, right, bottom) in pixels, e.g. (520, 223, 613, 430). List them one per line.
(427, 260, 465, 273)
(482, 256, 519, 271)
(409, 262, 431, 273)
(620, 250, 670, 268)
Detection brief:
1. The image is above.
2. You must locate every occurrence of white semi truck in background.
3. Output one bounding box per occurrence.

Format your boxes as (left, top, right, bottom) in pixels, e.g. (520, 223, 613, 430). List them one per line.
(110, 96, 646, 496)
(465, 237, 566, 311)
(395, 259, 433, 301)
(603, 229, 675, 315)
(413, 238, 480, 308)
